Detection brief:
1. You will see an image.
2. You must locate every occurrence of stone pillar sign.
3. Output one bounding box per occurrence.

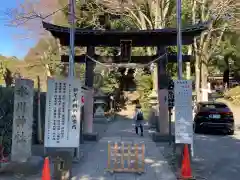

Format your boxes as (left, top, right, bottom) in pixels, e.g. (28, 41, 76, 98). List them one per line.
(11, 79, 34, 162)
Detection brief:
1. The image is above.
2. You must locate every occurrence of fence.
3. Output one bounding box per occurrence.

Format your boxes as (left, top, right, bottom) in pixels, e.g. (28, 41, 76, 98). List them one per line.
(106, 141, 145, 174)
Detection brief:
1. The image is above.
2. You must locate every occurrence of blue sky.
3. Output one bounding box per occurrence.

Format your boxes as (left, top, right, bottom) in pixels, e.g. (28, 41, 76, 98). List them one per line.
(0, 1, 36, 60)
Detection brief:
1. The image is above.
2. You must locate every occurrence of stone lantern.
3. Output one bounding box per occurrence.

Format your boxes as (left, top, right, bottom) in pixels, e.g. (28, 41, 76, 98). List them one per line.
(148, 63, 159, 131)
(93, 90, 107, 123)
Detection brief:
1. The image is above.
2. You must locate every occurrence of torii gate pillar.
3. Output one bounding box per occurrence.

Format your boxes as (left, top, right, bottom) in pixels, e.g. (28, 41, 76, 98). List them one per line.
(83, 46, 98, 141)
(152, 46, 171, 142)
(157, 47, 169, 134)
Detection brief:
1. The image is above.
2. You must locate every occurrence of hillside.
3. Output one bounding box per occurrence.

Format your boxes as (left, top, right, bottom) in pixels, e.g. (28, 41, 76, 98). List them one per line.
(0, 55, 27, 85)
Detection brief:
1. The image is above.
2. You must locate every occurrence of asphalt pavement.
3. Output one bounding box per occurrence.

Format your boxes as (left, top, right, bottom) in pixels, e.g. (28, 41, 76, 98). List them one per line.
(71, 117, 177, 180)
(192, 100, 240, 180)
(159, 100, 240, 180)
(192, 131, 240, 180)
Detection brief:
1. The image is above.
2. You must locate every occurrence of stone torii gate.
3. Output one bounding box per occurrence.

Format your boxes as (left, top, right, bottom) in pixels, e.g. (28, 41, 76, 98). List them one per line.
(42, 21, 207, 140)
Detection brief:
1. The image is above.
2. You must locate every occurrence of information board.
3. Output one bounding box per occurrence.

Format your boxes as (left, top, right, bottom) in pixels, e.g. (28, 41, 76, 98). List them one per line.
(174, 80, 193, 144)
(44, 78, 82, 148)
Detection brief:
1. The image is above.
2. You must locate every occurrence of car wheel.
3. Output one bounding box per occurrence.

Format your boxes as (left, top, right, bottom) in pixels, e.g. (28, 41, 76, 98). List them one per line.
(228, 130, 234, 135)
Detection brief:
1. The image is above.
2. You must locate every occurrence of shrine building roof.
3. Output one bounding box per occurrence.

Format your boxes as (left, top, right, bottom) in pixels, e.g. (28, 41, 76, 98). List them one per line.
(42, 21, 208, 47)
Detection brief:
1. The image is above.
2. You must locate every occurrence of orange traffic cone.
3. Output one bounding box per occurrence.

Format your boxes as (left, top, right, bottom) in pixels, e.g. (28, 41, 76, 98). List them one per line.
(181, 144, 192, 179)
(42, 157, 51, 180)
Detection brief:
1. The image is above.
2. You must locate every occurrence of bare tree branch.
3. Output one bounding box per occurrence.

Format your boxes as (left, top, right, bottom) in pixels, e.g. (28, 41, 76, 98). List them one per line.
(3, 0, 64, 39)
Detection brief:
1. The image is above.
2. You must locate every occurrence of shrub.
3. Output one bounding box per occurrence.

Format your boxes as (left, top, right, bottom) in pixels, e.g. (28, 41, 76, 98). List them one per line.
(0, 87, 14, 155)
(0, 87, 47, 155)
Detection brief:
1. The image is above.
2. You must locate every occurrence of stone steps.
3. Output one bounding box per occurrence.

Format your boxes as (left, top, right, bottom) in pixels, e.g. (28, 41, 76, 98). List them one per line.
(118, 104, 136, 119)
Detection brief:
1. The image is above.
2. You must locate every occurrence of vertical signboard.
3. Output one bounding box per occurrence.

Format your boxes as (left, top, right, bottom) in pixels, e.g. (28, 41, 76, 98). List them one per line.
(168, 79, 175, 108)
(11, 79, 34, 162)
(44, 78, 82, 148)
(174, 80, 193, 144)
(68, 78, 82, 145)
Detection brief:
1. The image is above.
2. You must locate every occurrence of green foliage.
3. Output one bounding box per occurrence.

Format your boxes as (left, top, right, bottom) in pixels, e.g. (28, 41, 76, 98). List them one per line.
(3, 0, 240, 115)
(135, 69, 153, 117)
(0, 55, 25, 85)
(4, 68, 14, 87)
(100, 71, 121, 94)
(0, 86, 47, 151)
(25, 38, 62, 76)
(208, 32, 240, 79)
(0, 87, 14, 154)
(75, 63, 86, 79)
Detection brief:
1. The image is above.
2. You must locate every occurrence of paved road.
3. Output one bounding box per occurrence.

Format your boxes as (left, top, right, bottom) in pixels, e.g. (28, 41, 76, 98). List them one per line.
(71, 118, 176, 180)
(1, 117, 176, 180)
(192, 132, 240, 180)
(192, 101, 240, 180)
(158, 100, 240, 180)
(0, 118, 114, 179)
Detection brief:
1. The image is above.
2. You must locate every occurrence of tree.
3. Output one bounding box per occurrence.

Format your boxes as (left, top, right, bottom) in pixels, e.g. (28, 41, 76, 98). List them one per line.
(4, 0, 239, 102)
(217, 32, 240, 80)
(3, 69, 14, 87)
(0, 55, 26, 85)
(135, 68, 153, 116)
(93, 0, 175, 55)
(99, 70, 120, 93)
(190, 0, 239, 101)
(0, 57, 7, 84)
(25, 37, 64, 78)
(4, 0, 62, 39)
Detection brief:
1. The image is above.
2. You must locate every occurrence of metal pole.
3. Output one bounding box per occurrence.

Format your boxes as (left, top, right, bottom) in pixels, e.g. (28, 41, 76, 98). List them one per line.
(68, 0, 80, 160)
(168, 108, 172, 145)
(37, 76, 43, 144)
(177, 0, 182, 80)
(176, 0, 193, 161)
(68, 0, 76, 77)
(176, 0, 187, 167)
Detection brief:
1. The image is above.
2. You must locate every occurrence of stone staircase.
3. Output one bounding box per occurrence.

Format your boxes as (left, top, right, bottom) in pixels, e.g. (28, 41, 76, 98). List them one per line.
(117, 104, 135, 118)
(123, 90, 140, 102)
(117, 91, 140, 119)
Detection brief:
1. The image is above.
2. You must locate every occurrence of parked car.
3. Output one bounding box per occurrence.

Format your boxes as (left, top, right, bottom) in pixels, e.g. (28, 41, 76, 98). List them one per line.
(193, 102, 234, 135)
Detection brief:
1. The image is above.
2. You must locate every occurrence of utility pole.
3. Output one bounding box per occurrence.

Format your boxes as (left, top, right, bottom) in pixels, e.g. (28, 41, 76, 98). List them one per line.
(68, 0, 81, 160)
(176, 0, 193, 167)
(177, 0, 182, 80)
(68, 0, 76, 77)
(37, 76, 43, 144)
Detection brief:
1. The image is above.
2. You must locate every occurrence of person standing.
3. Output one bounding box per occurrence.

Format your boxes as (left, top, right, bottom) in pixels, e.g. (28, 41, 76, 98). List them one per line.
(133, 104, 144, 136)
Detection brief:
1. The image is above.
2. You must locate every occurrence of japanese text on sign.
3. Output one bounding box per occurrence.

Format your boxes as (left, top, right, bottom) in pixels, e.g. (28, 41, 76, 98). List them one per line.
(11, 79, 34, 162)
(14, 85, 32, 143)
(44, 78, 82, 148)
(174, 80, 193, 144)
(71, 87, 79, 130)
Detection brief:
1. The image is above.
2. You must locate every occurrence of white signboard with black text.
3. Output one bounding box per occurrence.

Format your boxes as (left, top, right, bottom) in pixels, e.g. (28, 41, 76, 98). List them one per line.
(174, 80, 193, 144)
(44, 78, 82, 148)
